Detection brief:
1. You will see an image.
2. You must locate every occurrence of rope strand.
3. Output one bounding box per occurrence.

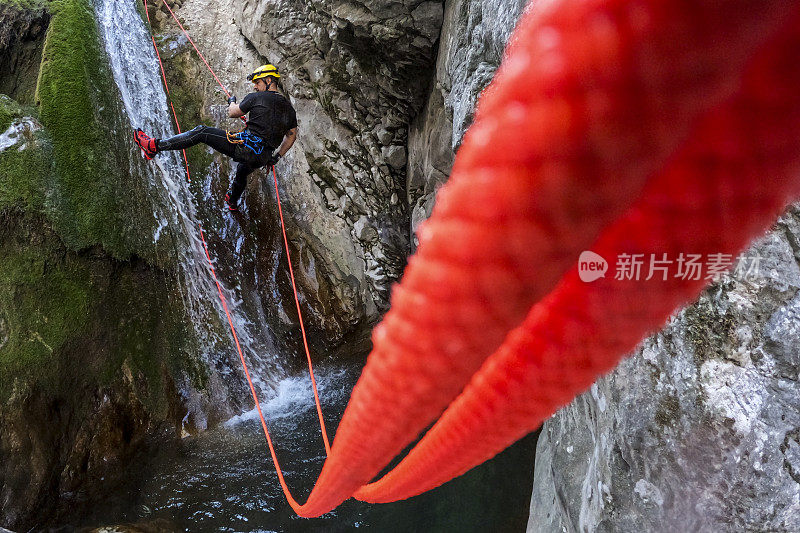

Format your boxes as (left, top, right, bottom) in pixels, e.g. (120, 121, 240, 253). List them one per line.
(142, 0, 330, 511)
(158, 0, 230, 96)
(271, 166, 332, 455)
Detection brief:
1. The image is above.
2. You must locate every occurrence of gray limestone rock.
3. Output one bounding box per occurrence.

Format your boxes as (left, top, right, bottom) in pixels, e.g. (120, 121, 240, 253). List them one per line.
(528, 207, 800, 532)
(382, 144, 406, 169)
(226, 0, 447, 313)
(406, 0, 527, 241)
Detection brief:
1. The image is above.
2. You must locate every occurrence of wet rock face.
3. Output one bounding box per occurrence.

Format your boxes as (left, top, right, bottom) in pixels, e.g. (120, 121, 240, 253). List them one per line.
(232, 0, 445, 312)
(78, 518, 182, 532)
(0, 2, 48, 54)
(0, 380, 176, 529)
(528, 207, 800, 532)
(0, 211, 191, 530)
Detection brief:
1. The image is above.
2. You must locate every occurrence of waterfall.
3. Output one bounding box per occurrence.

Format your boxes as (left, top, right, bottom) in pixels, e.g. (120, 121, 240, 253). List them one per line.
(92, 0, 284, 404)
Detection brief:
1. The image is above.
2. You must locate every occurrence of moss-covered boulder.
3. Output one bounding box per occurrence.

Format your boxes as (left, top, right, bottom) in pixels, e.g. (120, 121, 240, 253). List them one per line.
(0, 211, 194, 527)
(0, 0, 210, 528)
(0, 95, 50, 210)
(36, 0, 160, 260)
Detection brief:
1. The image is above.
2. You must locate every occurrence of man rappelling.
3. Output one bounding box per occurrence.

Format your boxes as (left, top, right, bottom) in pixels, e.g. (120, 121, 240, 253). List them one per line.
(134, 64, 298, 211)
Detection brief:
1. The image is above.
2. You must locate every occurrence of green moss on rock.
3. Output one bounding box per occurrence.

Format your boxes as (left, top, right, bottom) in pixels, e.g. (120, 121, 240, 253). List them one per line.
(0, 0, 210, 402)
(0, 215, 91, 398)
(0, 94, 24, 130)
(0, 136, 50, 210)
(0, 0, 48, 9)
(36, 0, 156, 259)
(1, 0, 213, 402)
(683, 293, 737, 363)
(96, 263, 202, 408)
(0, 95, 51, 210)
(0, 210, 196, 409)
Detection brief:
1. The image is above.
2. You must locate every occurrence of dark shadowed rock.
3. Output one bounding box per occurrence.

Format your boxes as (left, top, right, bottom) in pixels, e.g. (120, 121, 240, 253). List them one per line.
(0, 2, 50, 103)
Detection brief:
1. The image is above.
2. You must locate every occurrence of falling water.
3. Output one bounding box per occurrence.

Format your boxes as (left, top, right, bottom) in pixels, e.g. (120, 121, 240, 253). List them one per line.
(93, 0, 282, 397)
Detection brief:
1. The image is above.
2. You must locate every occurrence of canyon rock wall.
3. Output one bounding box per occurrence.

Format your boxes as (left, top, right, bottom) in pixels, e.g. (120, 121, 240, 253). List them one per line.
(233, 0, 444, 318)
(408, 0, 528, 238)
(528, 210, 800, 532)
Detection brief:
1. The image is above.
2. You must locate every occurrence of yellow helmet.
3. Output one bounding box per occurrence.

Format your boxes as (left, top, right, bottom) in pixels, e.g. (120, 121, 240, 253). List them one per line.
(247, 64, 281, 82)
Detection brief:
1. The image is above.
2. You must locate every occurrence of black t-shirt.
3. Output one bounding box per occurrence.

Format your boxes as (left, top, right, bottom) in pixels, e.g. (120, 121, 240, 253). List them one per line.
(239, 91, 298, 148)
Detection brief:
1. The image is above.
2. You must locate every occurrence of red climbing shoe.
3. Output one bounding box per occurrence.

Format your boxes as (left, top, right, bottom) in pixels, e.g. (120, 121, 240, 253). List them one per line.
(134, 128, 158, 159)
(225, 193, 238, 212)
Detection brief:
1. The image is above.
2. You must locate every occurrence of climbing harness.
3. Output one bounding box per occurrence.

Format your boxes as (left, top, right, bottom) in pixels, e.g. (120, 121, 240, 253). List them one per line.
(226, 128, 266, 156)
(143, 0, 800, 519)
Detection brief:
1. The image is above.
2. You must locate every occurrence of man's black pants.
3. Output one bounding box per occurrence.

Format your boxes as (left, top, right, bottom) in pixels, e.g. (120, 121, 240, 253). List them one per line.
(157, 125, 265, 205)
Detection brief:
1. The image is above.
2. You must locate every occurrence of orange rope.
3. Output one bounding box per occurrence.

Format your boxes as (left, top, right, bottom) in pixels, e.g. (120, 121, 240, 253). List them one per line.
(157, 0, 246, 123)
(147, 14, 191, 178)
(142, 0, 330, 511)
(354, 9, 800, 501)
(270, 165, 332, 455)
(157, 0, 230, 97)
(197, 225, 310, 512)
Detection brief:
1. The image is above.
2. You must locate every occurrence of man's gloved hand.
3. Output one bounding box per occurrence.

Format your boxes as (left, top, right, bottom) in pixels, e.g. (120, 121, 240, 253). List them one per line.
(227, 95, 237, 104)
(267, 151, 281, 168)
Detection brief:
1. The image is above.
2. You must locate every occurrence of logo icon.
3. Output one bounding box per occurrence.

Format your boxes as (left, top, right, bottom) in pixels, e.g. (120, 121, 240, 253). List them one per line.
(578, 251, 608, 282)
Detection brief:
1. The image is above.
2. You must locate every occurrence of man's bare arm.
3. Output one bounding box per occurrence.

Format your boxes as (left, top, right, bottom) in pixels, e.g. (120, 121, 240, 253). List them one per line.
(228, 102, 245, 118)
(277, 127, 297, 156)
